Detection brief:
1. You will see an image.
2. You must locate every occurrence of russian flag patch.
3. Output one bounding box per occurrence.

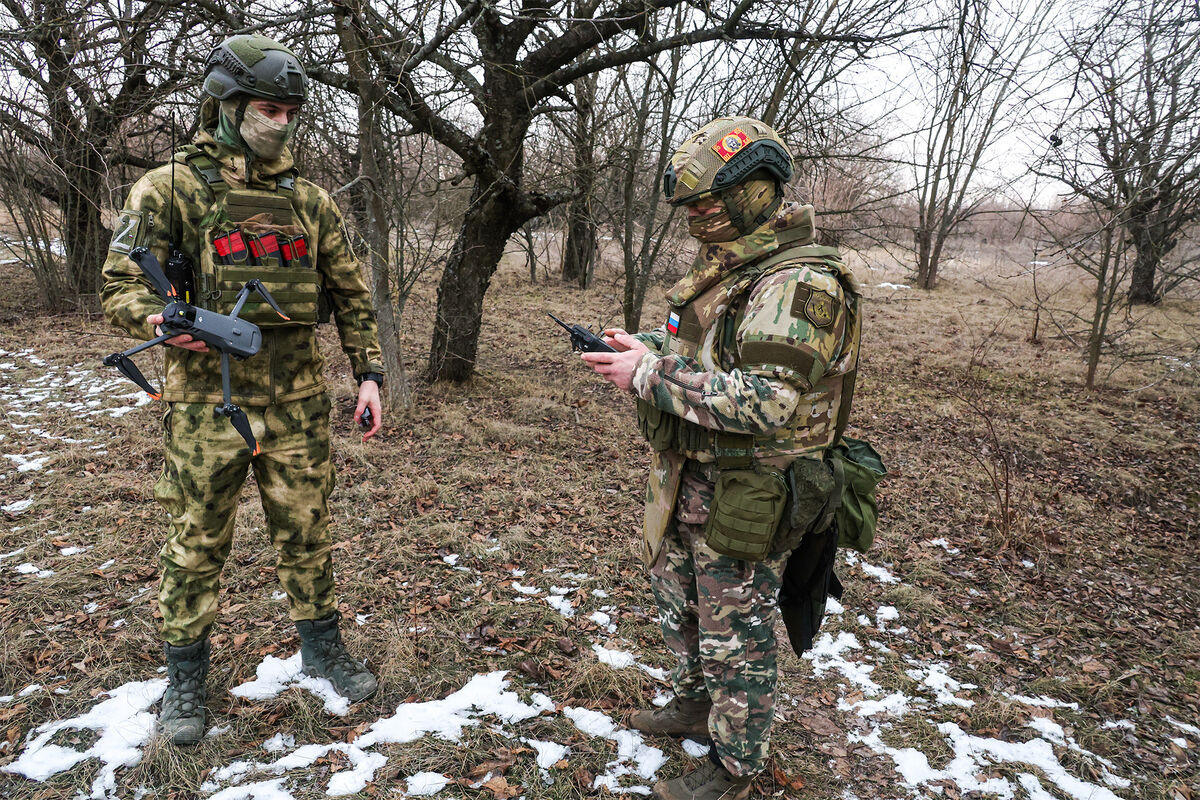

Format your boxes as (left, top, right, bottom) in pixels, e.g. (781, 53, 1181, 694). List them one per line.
(666, 311, 680, 335)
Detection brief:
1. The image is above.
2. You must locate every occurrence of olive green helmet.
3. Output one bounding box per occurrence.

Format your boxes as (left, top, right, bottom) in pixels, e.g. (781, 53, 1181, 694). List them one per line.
(662, 116, 794, 207)
(203, 34, 308, 105)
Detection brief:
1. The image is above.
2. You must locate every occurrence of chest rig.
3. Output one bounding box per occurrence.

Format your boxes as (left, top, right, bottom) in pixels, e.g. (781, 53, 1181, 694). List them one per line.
(178, 146, 324, 327)
(638, 244, 862, 469)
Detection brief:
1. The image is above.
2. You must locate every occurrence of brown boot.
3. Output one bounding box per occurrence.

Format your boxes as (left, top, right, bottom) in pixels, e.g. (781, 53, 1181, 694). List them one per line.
(652, 760, 753, 800)
(629, 696, 711, 738)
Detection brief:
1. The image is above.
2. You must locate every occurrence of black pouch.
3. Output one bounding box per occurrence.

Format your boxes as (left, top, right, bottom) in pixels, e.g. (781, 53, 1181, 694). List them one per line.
(705, 467, 789, 561)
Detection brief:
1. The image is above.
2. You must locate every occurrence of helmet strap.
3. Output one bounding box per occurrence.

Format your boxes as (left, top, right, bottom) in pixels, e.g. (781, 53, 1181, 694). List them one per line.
(718, 190, 752, 237)
(719, 180, 784, 237)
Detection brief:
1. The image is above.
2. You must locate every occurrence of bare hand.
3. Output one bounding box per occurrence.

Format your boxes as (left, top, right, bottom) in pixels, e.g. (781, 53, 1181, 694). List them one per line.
(581, 333, 650, 393)
(147, 313, 209, 352)
(354, 380, 383, 441)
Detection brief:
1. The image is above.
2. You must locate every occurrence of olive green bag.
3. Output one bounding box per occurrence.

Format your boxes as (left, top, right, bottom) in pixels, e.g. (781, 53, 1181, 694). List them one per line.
(830, 437, 887, 553)
(705, 467, 789, 561)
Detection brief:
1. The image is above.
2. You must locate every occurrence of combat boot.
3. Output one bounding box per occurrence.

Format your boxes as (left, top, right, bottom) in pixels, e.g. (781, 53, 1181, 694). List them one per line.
(160, 638, 209, 746)
(296, 612, 378, 702)
(629, 696, 711, 738)
(652, 759, 754, 800)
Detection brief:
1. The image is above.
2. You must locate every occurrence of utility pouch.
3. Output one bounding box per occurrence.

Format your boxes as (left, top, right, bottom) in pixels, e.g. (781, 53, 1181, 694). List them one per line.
(831, 437, 887, 553)
(773, 457, 838, 554)
(705, 467, 789, 561)
(636, 399, 677, 452)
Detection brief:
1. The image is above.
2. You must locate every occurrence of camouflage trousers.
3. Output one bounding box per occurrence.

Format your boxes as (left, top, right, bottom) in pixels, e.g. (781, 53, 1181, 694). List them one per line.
(155, 393, 337, 646)
(648, 465, 790, 778)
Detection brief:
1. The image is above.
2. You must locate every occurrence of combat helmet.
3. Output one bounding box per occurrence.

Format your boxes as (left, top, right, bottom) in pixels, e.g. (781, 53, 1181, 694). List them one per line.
(662, 116, 794, 219)
(203, 34, 308, 105)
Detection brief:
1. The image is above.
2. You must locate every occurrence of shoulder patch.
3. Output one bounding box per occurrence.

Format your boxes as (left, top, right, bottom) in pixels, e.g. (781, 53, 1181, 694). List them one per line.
(791, 285, 836, 329)
(109, 210, 146, 254)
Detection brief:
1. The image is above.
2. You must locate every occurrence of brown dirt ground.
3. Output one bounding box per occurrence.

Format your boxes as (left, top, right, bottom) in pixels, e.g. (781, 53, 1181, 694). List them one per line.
(0, 235, 1197, 800)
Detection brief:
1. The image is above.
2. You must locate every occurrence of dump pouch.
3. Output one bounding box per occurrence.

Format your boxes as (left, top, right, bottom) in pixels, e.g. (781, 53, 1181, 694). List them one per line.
(830, 436, 887, 553)
(772, 456, 838, 554)
(704, 467, 789, 561)
(636, 399, 677, 452)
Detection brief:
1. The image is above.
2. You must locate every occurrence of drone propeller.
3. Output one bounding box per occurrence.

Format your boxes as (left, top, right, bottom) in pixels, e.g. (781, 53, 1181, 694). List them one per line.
(127, 246, 176, 301)
(247, 279, 290, 321)
(103, 351, 162, 400)
(217, 403, 260, 456)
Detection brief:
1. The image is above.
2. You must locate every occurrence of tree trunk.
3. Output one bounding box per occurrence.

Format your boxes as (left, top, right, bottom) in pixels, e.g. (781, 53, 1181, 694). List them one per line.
(1127, 228, 1160, 305)
(427, 181, 520, 382)
(561, 208, 595, 288)
(561, 73, 597, 288)
(914, 227, 937, 289)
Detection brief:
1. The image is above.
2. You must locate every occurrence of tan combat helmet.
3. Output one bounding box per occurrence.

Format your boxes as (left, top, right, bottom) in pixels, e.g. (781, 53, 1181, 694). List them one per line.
(662, 115, 794, 210)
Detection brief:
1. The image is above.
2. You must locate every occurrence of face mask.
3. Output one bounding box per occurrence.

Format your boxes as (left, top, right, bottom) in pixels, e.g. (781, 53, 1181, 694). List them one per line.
(687, 204, 740, 242)
(219, 97, 297, 160)
(240, 104, 297, 161)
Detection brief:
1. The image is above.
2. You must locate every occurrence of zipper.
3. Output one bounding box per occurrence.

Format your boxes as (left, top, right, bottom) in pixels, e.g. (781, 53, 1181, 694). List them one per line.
(662, 372, 714, 398)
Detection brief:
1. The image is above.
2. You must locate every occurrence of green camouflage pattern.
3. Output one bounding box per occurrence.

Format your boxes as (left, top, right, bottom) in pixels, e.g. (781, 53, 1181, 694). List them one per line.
(687, 178, 777, 242)
(155, 394, 337, 645)
(100, 123, 383, 406)
(649, 468, 789, 778)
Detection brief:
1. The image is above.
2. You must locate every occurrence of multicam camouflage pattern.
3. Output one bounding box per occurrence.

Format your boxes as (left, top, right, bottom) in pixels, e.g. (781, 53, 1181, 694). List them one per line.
(100, 117, 383, 407)
(649, 467, 789, 778)
(687, 178, 778, 242)
(664, 116, 794, 208)
(156, 394, 337, 645)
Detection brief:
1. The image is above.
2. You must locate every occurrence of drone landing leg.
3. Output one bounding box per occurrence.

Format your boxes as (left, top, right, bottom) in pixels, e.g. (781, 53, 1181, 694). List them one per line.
(213, 351, 260, 456)
(103, 333, 173, 399)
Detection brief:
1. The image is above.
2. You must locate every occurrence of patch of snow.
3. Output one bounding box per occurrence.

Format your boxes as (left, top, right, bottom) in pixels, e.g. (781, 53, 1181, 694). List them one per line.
(682, 739, 710, 758)
(926, 537, 961, 554)
(875, 606, 900, 630)
(1007, 694, 1080, 711)
(511, 581, 540, 595)
(593, 644, 637, 669)
(229, 652, 352, 717)
(263, 733, 296, 753)
(207, 725, 233, 738)
(405, 772, 450, 795)
(0, 546, 24, 560)
(208, 778, 296, 800)
(441, 554, 459, 566)
(1101, 719, 1135, 731)
(905, 663, 977, 707)
(877, 282, 911, 290)
(838, 691, 911, 719)
(564, 706, 667, 791)
(825, 596, 844, 614)
(2, 498, 33, 513)
(860, 561, 899, 584)
(358, 671, 548, 748)
(59, 546, 88, 556)
(805, 632, 880, 695)
(1, 678, 166, 798)
(13, 562, 53, 578)
(591, 588, 609, 598)
(524, 737, 569, 768)
(1170, 737, 1190, 748)
(545, 594, 576, 618)
(4, 452, 51, 472)
(1166, 716, 1200, 736)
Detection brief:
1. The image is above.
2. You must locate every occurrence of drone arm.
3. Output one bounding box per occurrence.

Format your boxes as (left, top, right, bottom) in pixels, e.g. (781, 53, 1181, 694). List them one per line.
(127, 246, 175, 301)
(103, 345, 167, 400)
(247, 279, 290, 320)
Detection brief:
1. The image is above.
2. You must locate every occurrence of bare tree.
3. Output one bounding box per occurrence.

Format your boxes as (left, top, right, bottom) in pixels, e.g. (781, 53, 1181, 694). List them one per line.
(303, 0, 934, 382)
(1045, 0, 1200, 304)
(908, 0, 1051, 289)
(0, 0, 193, 302)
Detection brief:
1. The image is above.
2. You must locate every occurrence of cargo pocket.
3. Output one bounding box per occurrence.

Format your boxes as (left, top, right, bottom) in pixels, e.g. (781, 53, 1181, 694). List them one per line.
(636, 399, 677, 452)
(705, 468, 789, 562)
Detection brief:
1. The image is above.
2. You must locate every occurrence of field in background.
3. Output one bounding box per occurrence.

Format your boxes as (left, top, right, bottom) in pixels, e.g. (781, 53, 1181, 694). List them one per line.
(0, 234, 1197, 800)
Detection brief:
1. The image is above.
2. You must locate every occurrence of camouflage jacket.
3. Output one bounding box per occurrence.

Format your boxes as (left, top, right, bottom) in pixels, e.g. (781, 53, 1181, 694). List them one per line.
(633, 204, 859, 455)
(100, 129, 384, 406)
(632, 204, 862, 565)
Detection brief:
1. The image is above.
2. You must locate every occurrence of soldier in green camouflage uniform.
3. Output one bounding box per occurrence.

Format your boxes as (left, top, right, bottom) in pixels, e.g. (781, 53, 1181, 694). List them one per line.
(582, 117, 862, 800)
(100, 35, 385, 745)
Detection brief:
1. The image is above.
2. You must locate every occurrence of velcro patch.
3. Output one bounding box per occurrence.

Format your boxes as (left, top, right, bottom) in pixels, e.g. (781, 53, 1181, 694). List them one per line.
(711, 128, 750, 162)
(791, 286, 837, 329)
(109, 210, 145, 254)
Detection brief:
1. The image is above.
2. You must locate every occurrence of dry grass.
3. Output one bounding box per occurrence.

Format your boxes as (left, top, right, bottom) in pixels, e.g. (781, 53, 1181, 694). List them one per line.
(0, 233, 1197, 799)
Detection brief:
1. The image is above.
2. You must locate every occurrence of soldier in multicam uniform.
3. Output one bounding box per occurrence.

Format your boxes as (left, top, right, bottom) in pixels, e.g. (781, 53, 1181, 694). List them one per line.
(582, 117, 862, 800)
(100, 35, 385, 746)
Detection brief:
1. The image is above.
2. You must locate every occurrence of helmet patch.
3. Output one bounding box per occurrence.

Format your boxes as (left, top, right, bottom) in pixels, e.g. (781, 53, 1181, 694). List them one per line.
(711, 128, 750, 162)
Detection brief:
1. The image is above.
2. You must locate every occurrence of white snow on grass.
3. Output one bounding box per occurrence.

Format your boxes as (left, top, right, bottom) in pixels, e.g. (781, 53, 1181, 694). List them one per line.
(905, 663, 977, 708)
(564, 706, 666, 793)
(2, 497, 33, 513)
(925, 537, 961, 554)
(593, 644, 637, 669)
(3, 452, 51, 472)
(805, 631, 880, 695)
(1, 678, 166, 799)
(1007, 694, 1080, 711)
(682, 739, 711, 758)
(229, 652, 352, 717)
(859, 561, 899, 584)
(405, 772, 450, 795)
(1166, 715, 1200, 735)
(877, 282, 911, 290)
(58, 545, 88, 556)
(0, 546, 24, 560)
(208, 778, 296, 800)
(510, 581, 540, 595)
(13, 562, 53, 578)
(358, 671, 552, 747)
(523, 737, 570, 768)
(545, 594, 576, 618)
